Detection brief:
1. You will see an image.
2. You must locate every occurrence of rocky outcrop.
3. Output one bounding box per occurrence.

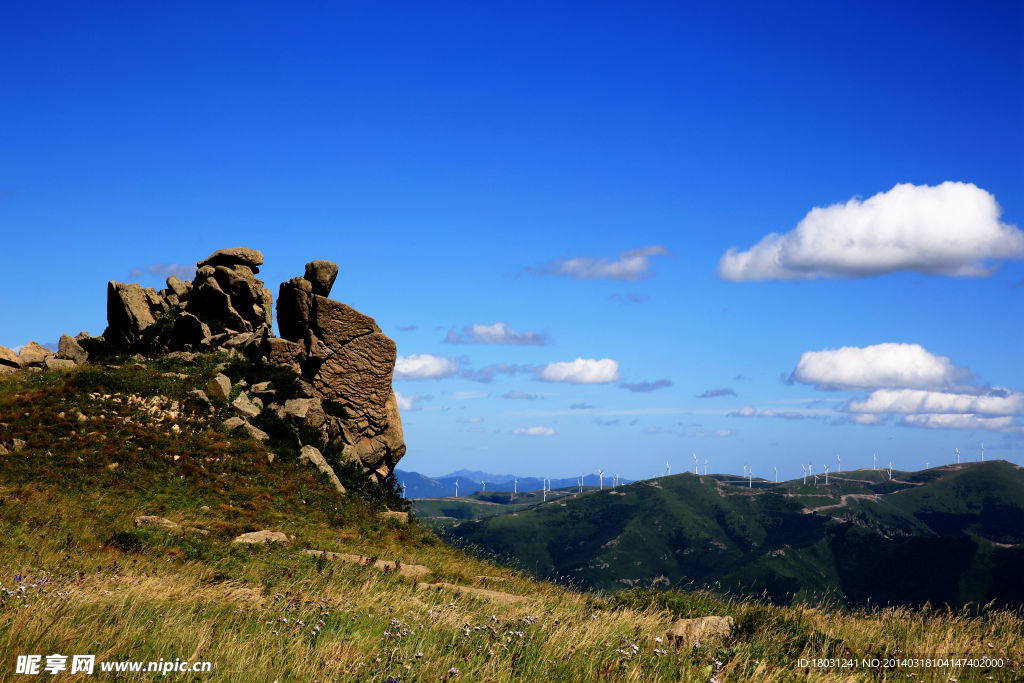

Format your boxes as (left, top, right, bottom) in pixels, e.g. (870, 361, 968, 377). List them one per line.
(103, 247, 273, 353)
(94, 247, 407, 489)
(275, 263, 406, 482)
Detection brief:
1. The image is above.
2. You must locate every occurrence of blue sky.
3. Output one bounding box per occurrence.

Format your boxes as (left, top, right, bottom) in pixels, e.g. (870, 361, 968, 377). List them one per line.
(2, 2, 1022, 480)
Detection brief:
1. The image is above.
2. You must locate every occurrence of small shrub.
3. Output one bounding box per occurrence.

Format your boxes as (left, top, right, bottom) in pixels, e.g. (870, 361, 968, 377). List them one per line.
(322, 400, 350, 420)
(223, 356, 304, 401)
(251, 411, 301, 461)
(108, 530, 147, 553)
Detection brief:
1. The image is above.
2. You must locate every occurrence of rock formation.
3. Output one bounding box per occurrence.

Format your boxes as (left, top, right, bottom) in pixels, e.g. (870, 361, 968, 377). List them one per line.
(96, 247, 406, 487)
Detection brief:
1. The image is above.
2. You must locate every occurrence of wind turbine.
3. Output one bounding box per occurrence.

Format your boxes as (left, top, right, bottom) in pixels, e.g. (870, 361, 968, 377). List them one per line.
(925, 461, 929, 469)
(598, 469, 605, 490)
(823, 464, 829, 486)
(514, 478, 518, 495)
(955, 448, 960, 465)
(748, 469, 752, 489)
(836, 454, 841, 473)
(981, 443, 985, 462)
(578, 476, 583, 493)
(873, 452, 877, 470)
(666, 460, 671, 476)
(454, 479, 459, 498)
(704, 458, 708, 475)
(743, 464, 748, 479)
(888, 461, 893, 480)
(693, 453, 699, 475)
(482, 481, 486, 492)
(774, 466, 778, 483)
(801, 464, 807, 485)
(402, 480, 406, 497)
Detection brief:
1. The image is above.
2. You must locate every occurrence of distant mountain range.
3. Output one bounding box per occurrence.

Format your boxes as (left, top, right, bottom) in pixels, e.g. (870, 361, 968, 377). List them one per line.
(395, 468, 631, 499)
(438, 461, 1024, 610)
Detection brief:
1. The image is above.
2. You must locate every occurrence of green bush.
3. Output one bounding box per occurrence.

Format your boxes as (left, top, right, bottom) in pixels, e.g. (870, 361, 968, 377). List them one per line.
(322, 400, 350, 419)
(108, 530, 147, 553)
(252, 411, 301, 461)
(223, 356, 304, 401)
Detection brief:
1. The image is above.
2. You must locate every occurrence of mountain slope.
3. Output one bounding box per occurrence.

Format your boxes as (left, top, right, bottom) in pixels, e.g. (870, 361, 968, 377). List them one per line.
(444, 464, 1024, 609)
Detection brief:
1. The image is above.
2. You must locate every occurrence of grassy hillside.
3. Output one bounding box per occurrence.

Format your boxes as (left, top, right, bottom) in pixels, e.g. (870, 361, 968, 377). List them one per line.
(0, 359, 1021, 681)
(444, 465, 1024, 610)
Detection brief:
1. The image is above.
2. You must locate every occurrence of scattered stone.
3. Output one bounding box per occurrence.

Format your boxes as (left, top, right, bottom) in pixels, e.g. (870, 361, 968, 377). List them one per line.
(206, 374, 232, 401)
(135, 515, 180, 530)
(44, 356, 77, 371)
(107, 462, 119, 470)
(188, 389, 212, 408)
(19, 341, 54, 366)
(164, 351, 199, 363)
(76, 412, 88, 423)
(266, 452, 275, 463)
(222, 416, 245, 431)
(415, 582, 527, 604)
(251, 381, 271, 393)
(57, 334, 89, 364)
(666, 616, 734, 645)
(232, 391, 261, 419)
(233, 530, 289, 544)
(302, 550, 429, 577)
(299, 445, 346, 495)
(0, 444, 7, 455)
(378, 510, 409, 524)
(12, 438, 26, 452)
(282, 398, 315, 420)
(241, 422, 269, 442)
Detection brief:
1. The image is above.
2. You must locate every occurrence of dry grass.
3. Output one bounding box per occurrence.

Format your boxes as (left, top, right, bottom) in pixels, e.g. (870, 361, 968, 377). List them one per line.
(0, 362, 1021, 681)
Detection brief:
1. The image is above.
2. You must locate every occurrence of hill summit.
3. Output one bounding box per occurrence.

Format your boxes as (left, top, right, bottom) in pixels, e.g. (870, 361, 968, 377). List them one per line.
(1, 247, 406, 486)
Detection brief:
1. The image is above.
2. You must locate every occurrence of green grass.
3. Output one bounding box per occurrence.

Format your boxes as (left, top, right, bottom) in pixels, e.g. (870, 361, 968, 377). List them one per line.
(0, 360, 1021, 681)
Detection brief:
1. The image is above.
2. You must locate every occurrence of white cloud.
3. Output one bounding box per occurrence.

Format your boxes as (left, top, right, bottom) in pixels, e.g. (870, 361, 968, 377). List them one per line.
(538, 357, 621, 384)
(513, 426, 556, 436)
(445, 322, 547, 345)
(791, 343, 967, 390)
(846, 388, 1024, 416)
(900, 414, 1024, 433)
(850, 414, 885, 425)
(728, 406, 805, 420)
(394, 391, 431, 411)
(532, 245, 669, 281)
(394, 353, 460, 380)
(457, 416, 484, 423)
(719, 182, 1024, 281)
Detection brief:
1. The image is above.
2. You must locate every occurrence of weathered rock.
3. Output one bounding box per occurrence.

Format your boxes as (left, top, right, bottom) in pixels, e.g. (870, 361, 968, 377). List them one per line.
(44, 357, 77, 371)
(0, 444, 8, 455)
(310, 295, 380, 345)
(57, 334, 89, 364)
(19, 341, 54, 366)
(135, 515, 179, 530)
(299, 445, 346, 495)
(242, 422, 269, 442)
(165, 350, 199, 363)
(312, 331, 396, 432)
(276, 276, 314, 342)
(666, 616, 734, 645)
(263, 337, 305, 373)
(206, 374, 232, 401)
(105, 281, 158, 347)
(12, 438, 27, 452)
(172, 312, 210, 348)
(0, 345, 21, 368)
(232, 530, 289, 544)
(251, 381, 271, 393)
(304, 260, 339, 297)
(222, 416, 246, 431)
(166, 275, 190, 298)
(198, 247, 264, 271)
(232, 392, 261, 419)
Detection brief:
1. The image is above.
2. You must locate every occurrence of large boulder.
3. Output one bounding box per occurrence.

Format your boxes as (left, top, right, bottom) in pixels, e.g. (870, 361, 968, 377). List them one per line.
(197, 247, 264, 271)
(0, 345, 20, 369)
(19, 341, 54, 366)
(304, 260, 339, 297)
(57, 334, 89, 364)
(104, 281, 158, 347)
